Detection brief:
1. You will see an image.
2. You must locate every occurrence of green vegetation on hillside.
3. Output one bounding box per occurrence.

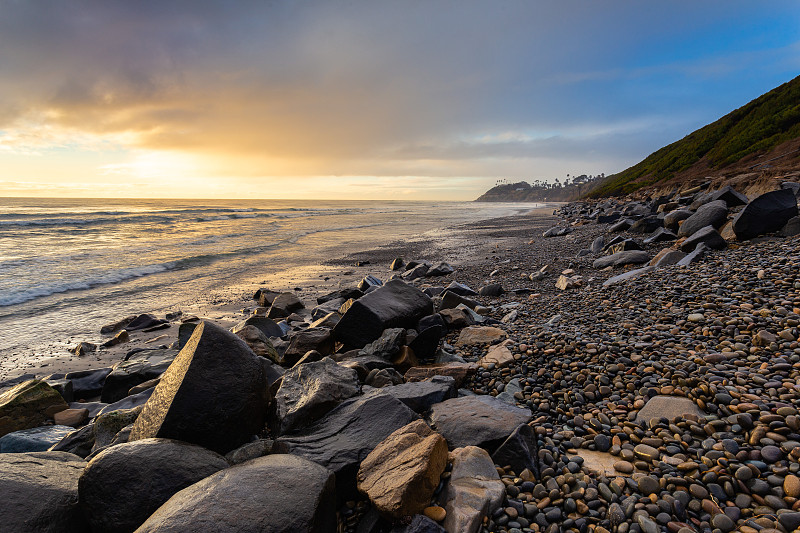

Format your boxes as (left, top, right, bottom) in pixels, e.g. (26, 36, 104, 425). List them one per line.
(591, 74, 800, 197)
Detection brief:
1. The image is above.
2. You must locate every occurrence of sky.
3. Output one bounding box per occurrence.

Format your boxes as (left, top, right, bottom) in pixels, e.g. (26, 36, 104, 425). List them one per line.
(0, 1, 798, 200)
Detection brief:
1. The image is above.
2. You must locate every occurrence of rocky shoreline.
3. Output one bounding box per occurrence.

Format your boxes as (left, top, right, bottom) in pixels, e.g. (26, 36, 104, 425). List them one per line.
(2, 185, 800, 533)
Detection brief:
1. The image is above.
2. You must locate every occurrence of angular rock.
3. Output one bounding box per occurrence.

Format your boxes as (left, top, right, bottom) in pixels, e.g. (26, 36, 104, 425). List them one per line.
(309, 312, 340, 329)
(361, 328, 407, 359)
(65, 368, 113, 400)
(254, 287, 281, 306)
(381, 376, 457, 413)
(136, 455, 336, 533)
(126, 314, 167, 331)
(444, 281, 477, 296)
(358, 275, 384, 292)
(274, 390, 418, 497)
(100, 352, 175, 404)
(275, 357, 360, 435)
(93, 406, 142, 452)
(643, 227, 677, 244)
(74, 341, 97, 356)
(603, 266, 654, 287)
(129, 321, 268, 454)
(405, 363, 476, 387)
(46, 378, 74, 403)
(390, 258, 405, 271)
(408, 325, 443, 360)
(477, 283, 503, 297)
(590, 236, 605, 254)
(334, 280, 434, 348)
(233, 325, 279, 360)
(733, 188, 799, 239)
(678, 200, 729, 237)
(426, 262, 455, 277)
(491, 423, 539, 478)
(555, 274, 580, 290)
(650, 248, 686, 267)
(709, 185, 748, 206)
(677, 242, 711, 265)
(443, 446, 504, 533)
(629, 216, 661, 234)
(283, 328, 334, 365)
(232, 315, 284, 339)
(101, 316, 135, 334)
(592, 250, 650, 269)
(440, 291, 479, 311)
(0, 451, 88, 532)
(358, 420, 448, 519)
(53, 408, 88, 427)
(478, 340, 515, 368)
(50, 423, 95, 458)
(0, 379, 68, 437)
(680, 224, 727, 252)
(78, 438, 229, 533)
(267, 292, 304, 319)
(392, 346, 419, 374)
(0, 425, 75, 453)
(429, 395, 532, 450)
(439, 308, 473, 329)
(366, 368, 405, 388)
(96, 388, 154, 416)
(781, 215, 800, 237)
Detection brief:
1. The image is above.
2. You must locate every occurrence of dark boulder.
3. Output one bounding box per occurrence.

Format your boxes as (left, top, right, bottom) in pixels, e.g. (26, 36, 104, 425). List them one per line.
(444, 281, 477, 296)
(361, 328, 406, 359)
(429, 395, 532, 450)
(136, 455, 336, 533)
(709, 185, 748, 207)
(643, 227, 677, 245)
(333, 280, 434, 349)
(606, 239, 642, 254)
(0, 451, 88, 532)
(50, 423, 95, 458)
(408, 325, 443, 359)
(283, 328, 335, 366)
(628, 216, 662, 234)
(439, 291, 479, 311)
(592, 250, 650, 269)
(0, 425, 75, 453)
(78, 438, 228, 533)
(126, 314, 167, 331)
(232, 315, 284, 339)
(267, 292, 304, 319)
(426, 262, 455, 277)
(663, 209, 692, 231)
(317, 287, 363, 305)
(380, 375, 457, 413)
(129, 321, 268, 454)
(680, 225, 726, 252)
(677, 200, 728, 237)
(478, 283, 504, 297)
(358, 275, 383, 292)
(274, 389, 417, 497)
(733, 188, 799, 240)
(274, 357, 360, 434)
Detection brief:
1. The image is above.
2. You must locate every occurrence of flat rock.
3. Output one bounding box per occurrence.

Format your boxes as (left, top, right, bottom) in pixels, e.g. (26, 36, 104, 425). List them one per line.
(129, 321, 267, 454)
(572, 449, 629, 477)
(100, 351, 175, 404)
(274, 357, 360, 435)
(136, 454, 336, 533)
(274, 389, 418, 497)
(650, 249, 686, 267)
(478, 340, 515, 368)
(0, 425, 75, 452)
(443, 446, 504, 533)
(635, 395, 705, 423)
(357, 420, 448, 519)
(0, 379, 68, 437)
(455, 326, 507, 346)
(0, 451, 88, 532)
(333, 280, 434, 348)
(592, 250, 650, 269)
(405, 363, 476, 387)
(79, 438, 228, 533)
(380, 376, 457, 413)
(603, 266, 653, 287)
(65, 368, 113, 399)
(429, 395, 532, 450)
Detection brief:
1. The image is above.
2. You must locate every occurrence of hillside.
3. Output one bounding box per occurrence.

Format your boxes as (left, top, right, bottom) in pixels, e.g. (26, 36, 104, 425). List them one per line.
(475, 176, 603, 202)
(589, 74, 800, 197)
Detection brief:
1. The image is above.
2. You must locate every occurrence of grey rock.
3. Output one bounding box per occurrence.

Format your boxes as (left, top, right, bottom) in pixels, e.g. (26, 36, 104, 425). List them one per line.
(733, 188, 799, 239)
(663, 209, 692, 231)
(429, 395, 532, 450)
(232, 315, 284, 339)
(709, 185, 748, 207)
(593, 250, 650, 269)
(78, 438, 228, 533)
(100, 351, 175, 404)
(64, 367, 113, 400)
(680, 225, 727, 252)
(380, 376, 458, 413)
(491, 423, 540, 478)
(0, 451, 88, 532)
(0, 425, 75, 453)
(361, 328, 407, 360)
(136, 455, 336, 533)
(678, 200, 728, 237)
(603, 266, 654, 287)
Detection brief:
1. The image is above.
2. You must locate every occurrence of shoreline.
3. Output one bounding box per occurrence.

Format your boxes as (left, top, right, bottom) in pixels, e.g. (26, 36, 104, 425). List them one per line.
(0, 203, 560, 385)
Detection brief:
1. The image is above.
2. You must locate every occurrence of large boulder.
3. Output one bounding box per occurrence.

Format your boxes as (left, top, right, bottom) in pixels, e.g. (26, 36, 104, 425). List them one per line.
(733, 188, 799, 240)
(429, 395, 532, 450)
(129, 321, 268, 454)
(274, 389, 418, 497)
(380, 376, 458, 413)
(100, 351, 175, 404)
(0, 451, 88, 532)
(0, 379, 68, 437)
(677, 200, 728, 237)
(443, 446, 505, 533)
(592, 250, 650, 269)
(78, 438, 229, 533)
(274, 357, 360, 434)
(65, 368, 113, 399)
(357, 420, 448, 519)
(333, 280, 434, 348)
(663, 209, 693, 231)
(0, 425, 74, 453)
(136, 454, 336, 533)
(709, 185, 748, 207)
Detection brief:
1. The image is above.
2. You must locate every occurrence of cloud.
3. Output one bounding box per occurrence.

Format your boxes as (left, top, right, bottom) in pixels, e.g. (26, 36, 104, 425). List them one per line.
(0, 0, 798, 198)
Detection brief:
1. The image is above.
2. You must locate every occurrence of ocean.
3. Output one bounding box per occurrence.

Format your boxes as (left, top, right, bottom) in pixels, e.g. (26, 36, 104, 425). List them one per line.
(0, 198, 539, 364)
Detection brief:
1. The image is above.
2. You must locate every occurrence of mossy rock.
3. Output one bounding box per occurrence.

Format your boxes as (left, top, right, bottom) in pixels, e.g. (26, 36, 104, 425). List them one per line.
(0, 379, 68, 437)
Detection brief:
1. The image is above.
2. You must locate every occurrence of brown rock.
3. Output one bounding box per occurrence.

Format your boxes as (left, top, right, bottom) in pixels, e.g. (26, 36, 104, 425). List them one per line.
(455, 326, 507, 346)
(424, 506, 446, 522)
(0, 380, 69, 437)
(392, 346, 419, 374)
(479, 340, 515, 368)
(635, 395, 704, 423)
(404, 363, 477, 387)
(357, 420, 448, 519)
(443, 446, 504, 533)
(785, 474, 800, 498)
(53, 408, 89, 427)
